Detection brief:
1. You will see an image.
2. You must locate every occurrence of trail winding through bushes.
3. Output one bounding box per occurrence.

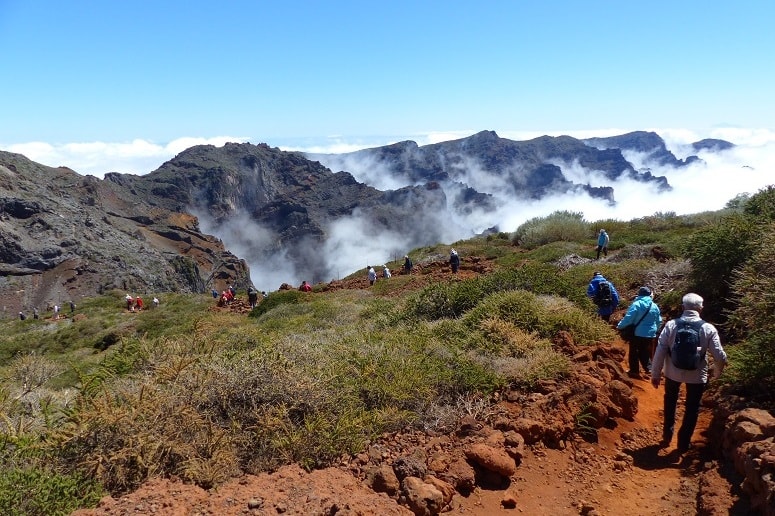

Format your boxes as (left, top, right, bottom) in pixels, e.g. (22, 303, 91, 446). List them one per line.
(72, 336, 744, 516)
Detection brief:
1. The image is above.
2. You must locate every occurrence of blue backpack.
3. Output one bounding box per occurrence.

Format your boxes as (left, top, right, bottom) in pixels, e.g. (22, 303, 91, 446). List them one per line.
(670, 318, 705, 370)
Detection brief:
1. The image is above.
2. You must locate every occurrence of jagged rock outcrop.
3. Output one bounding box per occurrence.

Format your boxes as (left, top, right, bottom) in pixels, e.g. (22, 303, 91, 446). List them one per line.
(106, 142, 452, 283)
(0, 151, 249, 315)
(309, 130, 715, 206)
(1, 130, 734, 311)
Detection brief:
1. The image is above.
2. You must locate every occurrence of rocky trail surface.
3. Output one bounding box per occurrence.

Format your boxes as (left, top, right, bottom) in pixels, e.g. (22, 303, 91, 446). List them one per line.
(72, 255, 768, 515)
(71, 338, 744, 516)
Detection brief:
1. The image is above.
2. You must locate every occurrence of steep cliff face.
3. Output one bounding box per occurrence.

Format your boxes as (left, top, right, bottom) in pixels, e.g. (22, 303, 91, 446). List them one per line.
(1, 130, 732, 314)
(0, 151, 249, 316)
(110, 143, 453, 284)
(308, 130, 689, 204)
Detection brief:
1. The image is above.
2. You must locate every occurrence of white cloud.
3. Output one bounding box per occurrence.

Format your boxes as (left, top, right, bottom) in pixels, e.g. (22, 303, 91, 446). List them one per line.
(4, 129, 775, 290)
(3, 136, 249, 177)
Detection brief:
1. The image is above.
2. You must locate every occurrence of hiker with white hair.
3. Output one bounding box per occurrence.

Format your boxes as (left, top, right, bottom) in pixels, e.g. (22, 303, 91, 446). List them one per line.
(449, 248, 460, 273)
(651, 292, 727, 454)
(403, 255, 413, 274)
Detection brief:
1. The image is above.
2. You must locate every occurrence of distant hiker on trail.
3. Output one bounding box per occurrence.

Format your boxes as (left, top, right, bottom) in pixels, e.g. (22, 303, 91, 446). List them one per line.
(617, 286, 662, 379)
(261, 291, 268, 299)
(586, 271, 619, 322)
(211, 288, 219, 299)
(152, 297, 159, 308)
(218, 290, 232, 307)
(247, 287, 259, 308)
(19, 311, 26, 321)
(367, 266, 377, 286)
(404, 255, 413, 274)
(651, 293, 727, 454)
(125, 295, 134, 312)
(33, 307, 39, 320)
(382, 265, 391, 279)
(53, 304, 61, 319)
(135, 296, 143, 311)
(229, 285, 236, 298)
(596, 229, 610, 260)
(449, 249, 460, 274)
(299, 280, 312, 292)
(70, 301, 76, 314)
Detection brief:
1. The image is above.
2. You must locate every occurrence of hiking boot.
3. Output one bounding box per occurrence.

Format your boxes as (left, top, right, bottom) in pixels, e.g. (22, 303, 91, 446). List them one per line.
(677, 443, 692, 454)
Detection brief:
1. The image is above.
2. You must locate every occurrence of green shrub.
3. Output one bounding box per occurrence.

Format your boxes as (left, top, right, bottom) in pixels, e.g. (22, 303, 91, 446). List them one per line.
(401, 263, 578, 323)
(462, 291, 612, 346)
(512, 211, 588, 249)
(0, 467, 103, 516)
(683, 212, 759, 317)
(742, 185, 775, 221)
(727, 226, 775, 339)
(484, 345, 571, 388)
(248, 290, 307, 318)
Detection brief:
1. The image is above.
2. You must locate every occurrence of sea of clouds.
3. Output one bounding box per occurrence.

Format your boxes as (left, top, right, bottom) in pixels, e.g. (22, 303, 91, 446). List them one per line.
(3, 128, 774, 291)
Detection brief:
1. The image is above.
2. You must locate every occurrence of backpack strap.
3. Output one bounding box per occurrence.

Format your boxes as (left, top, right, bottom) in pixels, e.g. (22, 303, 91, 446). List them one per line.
(633, 301, 652, 330)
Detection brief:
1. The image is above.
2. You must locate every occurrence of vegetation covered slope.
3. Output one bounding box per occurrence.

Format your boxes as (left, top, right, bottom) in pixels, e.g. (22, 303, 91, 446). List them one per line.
(1, 186, 774, 515)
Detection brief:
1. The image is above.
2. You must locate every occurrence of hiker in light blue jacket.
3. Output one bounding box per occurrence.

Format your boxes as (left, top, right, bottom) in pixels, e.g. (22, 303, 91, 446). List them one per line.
(596, 229, 609, 259)
(617, 286, 662, 378)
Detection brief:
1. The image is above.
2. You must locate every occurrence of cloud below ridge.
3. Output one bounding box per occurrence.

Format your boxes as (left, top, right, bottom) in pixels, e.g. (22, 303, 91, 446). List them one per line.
(3, 129, 774, 291)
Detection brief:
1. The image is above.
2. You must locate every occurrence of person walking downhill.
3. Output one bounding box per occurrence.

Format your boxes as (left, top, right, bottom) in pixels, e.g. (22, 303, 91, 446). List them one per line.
(651, 293, 727, 454)
(617, 286, 662, 379)
(367, 266, 377, 286)
(403, 255, 413, 274)
(586, 271, 619, 322)
(449, 249, 460, 274)
(596, 229, 610, 259)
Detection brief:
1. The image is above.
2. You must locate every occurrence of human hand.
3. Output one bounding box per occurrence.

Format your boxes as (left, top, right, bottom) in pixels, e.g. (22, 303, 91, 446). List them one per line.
(650, 377, 660, 389)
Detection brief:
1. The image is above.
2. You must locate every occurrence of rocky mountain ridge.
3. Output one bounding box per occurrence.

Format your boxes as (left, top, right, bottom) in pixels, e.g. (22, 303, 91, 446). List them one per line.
(0, 151, 249, 316)
(0, 130, 731, 314)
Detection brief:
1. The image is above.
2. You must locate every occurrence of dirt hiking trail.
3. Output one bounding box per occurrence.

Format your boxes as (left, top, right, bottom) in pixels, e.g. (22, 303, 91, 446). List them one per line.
(73, 257, 752, 515)
(73, 336, 746, 516)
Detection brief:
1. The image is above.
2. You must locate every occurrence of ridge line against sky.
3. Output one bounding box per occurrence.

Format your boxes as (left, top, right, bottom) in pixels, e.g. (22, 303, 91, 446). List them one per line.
(2, 1, 775, 176)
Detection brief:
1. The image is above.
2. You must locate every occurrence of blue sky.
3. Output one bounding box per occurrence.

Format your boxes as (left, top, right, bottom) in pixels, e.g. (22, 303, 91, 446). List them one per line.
(1, 1, 774, 176)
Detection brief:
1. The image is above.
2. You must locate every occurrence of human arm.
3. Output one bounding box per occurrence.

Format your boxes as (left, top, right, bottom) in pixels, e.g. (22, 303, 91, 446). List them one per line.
(706, 325, 727, 379)
(650, 321, 672, 388)
(616, 302, 638, 329)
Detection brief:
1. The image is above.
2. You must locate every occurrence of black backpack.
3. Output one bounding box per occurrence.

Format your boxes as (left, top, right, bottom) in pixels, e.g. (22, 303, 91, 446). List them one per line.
(594, 281, 613, 307)
(670, 318, 706, 370)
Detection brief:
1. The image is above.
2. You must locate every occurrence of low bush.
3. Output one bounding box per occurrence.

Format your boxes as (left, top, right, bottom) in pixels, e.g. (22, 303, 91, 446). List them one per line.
(462, 291, 612, 346)
(0, 467, 103, 516)
(248, 290, 307, 318)
(401, 263, 578, 323)
(512, 211, 588, 249)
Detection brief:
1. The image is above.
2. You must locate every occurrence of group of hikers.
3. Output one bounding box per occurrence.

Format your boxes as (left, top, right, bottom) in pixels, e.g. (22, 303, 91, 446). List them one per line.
(365, 249, 461, 286)
(587, 268, 727, 456)
(124, 294, 159, 311)
(18, 301, 76, 321)
(212, 284, 267, 308)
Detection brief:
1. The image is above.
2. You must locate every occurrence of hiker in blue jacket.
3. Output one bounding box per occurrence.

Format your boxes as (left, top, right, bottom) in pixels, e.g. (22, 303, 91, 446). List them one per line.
(596, 229, 609, 259)
(617, 286, 662, 378)
(586, 271, 619, 322)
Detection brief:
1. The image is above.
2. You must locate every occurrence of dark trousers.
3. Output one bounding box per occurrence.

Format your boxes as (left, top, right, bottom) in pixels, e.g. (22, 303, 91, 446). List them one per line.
(596, 245, 607, 259)
(663, 377, 706, 450)
(628, 336, 652, 374)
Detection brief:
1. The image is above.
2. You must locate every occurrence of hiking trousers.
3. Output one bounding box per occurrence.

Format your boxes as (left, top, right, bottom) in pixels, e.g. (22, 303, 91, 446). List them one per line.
(628, 336, 653, 375)
(663, 377, 706, 450)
